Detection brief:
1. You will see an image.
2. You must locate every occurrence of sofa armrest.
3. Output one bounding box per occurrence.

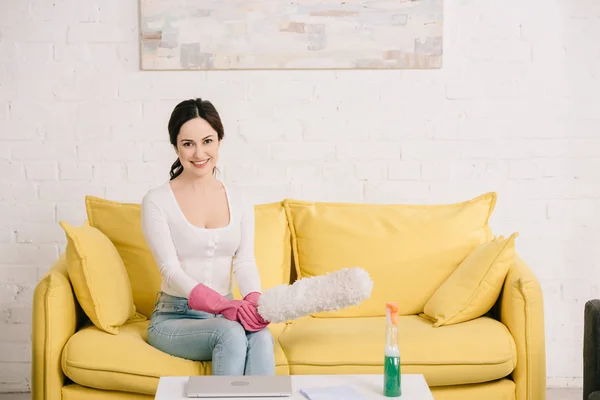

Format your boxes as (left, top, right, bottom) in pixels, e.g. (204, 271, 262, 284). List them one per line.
(32, 253, 81, 400)
(590, 392, 600, 400)
(584, 300, 600, 399)
(498, 253, 546, 400)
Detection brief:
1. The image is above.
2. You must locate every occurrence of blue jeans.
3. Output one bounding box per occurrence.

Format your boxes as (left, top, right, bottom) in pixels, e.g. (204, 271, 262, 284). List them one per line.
(147, 292, 276, 376)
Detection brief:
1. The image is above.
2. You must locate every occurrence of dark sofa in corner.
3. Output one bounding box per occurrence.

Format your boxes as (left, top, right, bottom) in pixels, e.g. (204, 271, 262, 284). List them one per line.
(584, 300, 600, 400)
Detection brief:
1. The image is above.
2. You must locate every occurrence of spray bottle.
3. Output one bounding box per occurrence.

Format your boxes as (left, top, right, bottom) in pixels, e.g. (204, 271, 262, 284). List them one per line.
(384, 302, 401, 397)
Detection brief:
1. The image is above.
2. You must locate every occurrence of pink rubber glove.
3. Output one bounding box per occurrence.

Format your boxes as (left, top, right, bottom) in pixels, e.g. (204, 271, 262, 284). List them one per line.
(243, 291, 261, 307)
(188, 284, 245, 321)
(237, 302, 270, 332)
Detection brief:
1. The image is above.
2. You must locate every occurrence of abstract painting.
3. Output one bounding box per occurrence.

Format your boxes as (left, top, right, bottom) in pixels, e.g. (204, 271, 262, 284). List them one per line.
(139, 0, 443, 70)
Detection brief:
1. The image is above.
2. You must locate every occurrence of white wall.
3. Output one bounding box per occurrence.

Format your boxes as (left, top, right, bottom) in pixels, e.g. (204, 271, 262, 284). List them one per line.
(1, 0, 599, 393)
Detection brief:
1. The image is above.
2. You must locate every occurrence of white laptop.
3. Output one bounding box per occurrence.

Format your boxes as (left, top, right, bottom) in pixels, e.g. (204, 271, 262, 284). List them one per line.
(186, 375, 292, 398)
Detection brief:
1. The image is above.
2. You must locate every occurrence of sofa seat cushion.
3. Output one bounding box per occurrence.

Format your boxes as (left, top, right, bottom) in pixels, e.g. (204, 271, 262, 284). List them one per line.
(278, 315, 516, 386)
(62, 320, 289, 395)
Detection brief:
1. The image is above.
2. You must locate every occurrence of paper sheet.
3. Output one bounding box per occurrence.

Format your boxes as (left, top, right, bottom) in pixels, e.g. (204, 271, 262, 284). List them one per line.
(299, 384, 368, 400)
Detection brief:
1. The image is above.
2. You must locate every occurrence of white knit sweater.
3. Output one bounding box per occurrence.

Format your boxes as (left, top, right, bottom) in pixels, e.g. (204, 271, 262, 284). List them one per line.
(141, 181, 262, 299)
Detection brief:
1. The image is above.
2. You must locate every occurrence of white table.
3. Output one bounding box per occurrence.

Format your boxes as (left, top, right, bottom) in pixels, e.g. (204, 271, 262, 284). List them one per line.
(155, 374, 434, 399)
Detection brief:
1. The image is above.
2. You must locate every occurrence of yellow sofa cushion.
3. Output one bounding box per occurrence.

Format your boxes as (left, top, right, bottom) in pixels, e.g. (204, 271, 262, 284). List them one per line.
(85, 197, 162, 318)
(233, 202, 293, 299)
(431, 379, 515, 400)
(59, 221, 141, 335)
(278, 315, 516, 386)
(422, 233, 518, 327)
(283, 193, 497, 317)
(85, 196, 292, 317)
(61, 321, 290, 395)
(62, 384, 153, 400)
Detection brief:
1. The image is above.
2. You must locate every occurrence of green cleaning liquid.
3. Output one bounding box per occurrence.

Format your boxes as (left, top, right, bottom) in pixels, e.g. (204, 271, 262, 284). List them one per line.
(384, 302, 402, 397)
(384, 353, 401, 396)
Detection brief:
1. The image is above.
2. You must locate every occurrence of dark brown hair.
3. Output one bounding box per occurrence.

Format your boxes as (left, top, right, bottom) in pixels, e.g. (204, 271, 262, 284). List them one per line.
(168, 98, 225, 180)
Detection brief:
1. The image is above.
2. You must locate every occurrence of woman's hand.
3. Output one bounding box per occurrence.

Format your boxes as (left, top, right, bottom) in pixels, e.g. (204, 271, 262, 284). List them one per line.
(243, 291, 261, 307)
(188, 283, 244, 320)
(237, 300, 270, 332)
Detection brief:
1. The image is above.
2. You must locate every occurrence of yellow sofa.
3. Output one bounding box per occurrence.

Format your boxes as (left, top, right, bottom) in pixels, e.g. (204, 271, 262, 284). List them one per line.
(32, 192, 546, 400)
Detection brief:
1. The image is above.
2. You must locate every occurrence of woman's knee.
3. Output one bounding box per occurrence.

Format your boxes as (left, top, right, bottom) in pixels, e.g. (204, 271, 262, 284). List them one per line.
(248, 328, 274, 349)
(215, 319, 248, 350)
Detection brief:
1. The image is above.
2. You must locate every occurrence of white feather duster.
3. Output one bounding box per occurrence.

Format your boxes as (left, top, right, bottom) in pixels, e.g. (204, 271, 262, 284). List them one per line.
(256, 267, 374, 323)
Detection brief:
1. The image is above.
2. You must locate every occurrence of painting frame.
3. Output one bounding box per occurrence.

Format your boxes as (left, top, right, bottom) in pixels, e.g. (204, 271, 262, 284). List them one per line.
(139, 0, 443, 70)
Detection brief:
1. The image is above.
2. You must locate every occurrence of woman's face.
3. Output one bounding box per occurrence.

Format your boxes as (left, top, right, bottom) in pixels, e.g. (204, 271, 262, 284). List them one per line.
(175, 117, 220, 179)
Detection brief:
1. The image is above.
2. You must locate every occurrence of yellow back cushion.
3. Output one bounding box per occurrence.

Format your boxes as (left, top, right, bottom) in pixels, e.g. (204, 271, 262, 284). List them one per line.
(421, 233, 518, 327)
(85, 196, 292, 317)
(232, 202, 293, 299)
(86, 196, 162, 318)
(284, 193, 497, 317)
(59, 221, 141, 334)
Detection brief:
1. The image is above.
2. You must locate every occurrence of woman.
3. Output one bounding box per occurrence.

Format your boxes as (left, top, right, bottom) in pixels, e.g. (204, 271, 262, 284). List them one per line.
(141, 98, 275, 376)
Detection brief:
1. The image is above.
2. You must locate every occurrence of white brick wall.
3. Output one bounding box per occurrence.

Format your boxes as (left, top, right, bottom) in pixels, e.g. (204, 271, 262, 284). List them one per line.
(1, 0, 599, 393)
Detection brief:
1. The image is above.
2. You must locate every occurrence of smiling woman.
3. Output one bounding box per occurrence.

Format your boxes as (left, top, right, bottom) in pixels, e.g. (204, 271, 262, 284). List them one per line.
(139, 98, 276, 376)
(168, 98, 224, 180)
